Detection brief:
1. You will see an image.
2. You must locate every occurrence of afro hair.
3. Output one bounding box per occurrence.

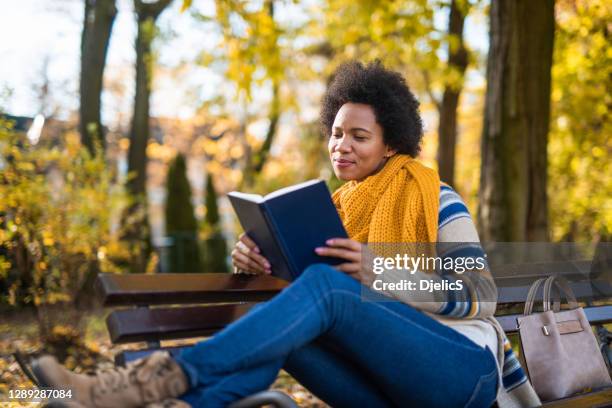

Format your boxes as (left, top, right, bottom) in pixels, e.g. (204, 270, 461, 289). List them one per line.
(320, 60, 424, 157)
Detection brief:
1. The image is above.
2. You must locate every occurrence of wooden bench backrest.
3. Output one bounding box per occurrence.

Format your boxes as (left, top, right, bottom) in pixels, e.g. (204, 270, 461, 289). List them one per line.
(96, 257, 612, 344)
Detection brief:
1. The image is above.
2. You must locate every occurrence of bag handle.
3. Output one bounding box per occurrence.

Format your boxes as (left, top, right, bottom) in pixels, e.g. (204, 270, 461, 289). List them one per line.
(543, 276, 561, 313)
(543, 275, 579, 311)
(524, 277, 546, 316)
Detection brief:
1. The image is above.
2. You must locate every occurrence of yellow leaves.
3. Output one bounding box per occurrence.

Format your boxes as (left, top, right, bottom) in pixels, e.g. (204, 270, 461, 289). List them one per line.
(42, 230, 54, 246)
(97, 246, 107, 260)
(0, 256, 10, 278)
(52, 324, 79, 338)
(147, 141, 175, 161)
(549, 0, 611, 240)
(206, 0, 283, 98)
(205, 160, 223, 175)
(180, 0, 192, 13)
(119, 137, 130, 150)
(200, 138, 220, 156)
(229, 144, 243, 159)
(591, 146, 605, 158)
(15, 162, 35, 172)
(0, 121, 134, 308)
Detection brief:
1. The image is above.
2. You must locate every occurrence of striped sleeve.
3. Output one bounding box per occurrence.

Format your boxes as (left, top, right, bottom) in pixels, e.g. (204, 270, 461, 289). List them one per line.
(434, 185, 497, 318)
(438, 184, 471, 228)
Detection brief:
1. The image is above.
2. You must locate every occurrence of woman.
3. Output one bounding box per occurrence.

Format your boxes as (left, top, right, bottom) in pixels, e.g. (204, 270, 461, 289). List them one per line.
(32, 61, 540, 408)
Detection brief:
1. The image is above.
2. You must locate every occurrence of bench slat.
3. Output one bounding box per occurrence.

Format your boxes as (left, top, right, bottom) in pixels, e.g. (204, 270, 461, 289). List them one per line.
(496, 280, 612, 303)
(495, 305, 612, 334)
(107, 304, 255, 343)
(106, 302, 612, 343)
(96, 273, 288, 306)
(491, 260, 593, 279)
(97, 269, 612, 307)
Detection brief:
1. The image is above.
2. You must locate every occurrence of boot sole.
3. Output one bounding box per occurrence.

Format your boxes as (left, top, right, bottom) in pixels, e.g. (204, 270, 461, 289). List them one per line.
(13, 352, 41, 387)
(30, 358, 53, 388)
(28, 359, 87, 408)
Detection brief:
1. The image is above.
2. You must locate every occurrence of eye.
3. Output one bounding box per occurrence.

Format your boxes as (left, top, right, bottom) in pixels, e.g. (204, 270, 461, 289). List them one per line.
(331, 133, 342, 139)
(354, 135, 367, 141)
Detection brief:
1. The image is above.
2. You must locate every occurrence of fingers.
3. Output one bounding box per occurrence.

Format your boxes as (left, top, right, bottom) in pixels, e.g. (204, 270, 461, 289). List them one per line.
(239, 233, 260, 253)
(232, 250, 267, 274)
(232, 234, 271, 274)
(324, 238, 362, 251)
(314, 246, 361, 262)
(238, 241, 271, 270)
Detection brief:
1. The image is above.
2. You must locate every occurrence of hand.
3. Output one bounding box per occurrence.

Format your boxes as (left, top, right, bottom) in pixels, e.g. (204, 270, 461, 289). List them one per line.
(231, 233, 272, 275)
(315, 238, 373, 285)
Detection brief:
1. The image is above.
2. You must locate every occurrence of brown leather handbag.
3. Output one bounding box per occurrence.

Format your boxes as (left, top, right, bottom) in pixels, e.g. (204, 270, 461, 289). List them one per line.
(517, 275, 612, 401)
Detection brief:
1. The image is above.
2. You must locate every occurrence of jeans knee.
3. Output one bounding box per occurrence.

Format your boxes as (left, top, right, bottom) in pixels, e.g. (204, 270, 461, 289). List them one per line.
(301, 263, 347, 286)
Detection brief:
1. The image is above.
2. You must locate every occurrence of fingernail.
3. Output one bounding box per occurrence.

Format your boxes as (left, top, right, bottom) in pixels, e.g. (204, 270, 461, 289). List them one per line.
(265, 261, 271, 268)
(315, 247, 323, 253)
(326, 239, 333, 245)
(254, 247, 260, 253)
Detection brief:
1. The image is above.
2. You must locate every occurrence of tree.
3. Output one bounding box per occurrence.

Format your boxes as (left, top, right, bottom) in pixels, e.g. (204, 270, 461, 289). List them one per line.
(204, 0, 285, 190)
(165, 153, 201, 273)
(478, 0, 555, 242)
(433, 0, 470, 187)
(548, 0, 611, 241)
(80, 0, 117, 154)
(201, 173, 228, 273)
(123, 0, 172, 272)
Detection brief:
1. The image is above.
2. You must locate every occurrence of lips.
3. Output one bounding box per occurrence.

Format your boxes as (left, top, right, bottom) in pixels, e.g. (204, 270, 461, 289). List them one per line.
(334, 158, 355, 168)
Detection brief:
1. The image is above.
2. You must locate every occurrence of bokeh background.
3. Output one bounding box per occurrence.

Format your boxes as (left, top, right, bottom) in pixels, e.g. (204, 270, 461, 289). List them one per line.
(0, 0, 610, 404)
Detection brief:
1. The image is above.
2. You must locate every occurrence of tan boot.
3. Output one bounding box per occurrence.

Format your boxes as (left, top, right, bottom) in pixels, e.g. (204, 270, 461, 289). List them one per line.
(32, 351, 189, 408)
(145, 398, 192, 408)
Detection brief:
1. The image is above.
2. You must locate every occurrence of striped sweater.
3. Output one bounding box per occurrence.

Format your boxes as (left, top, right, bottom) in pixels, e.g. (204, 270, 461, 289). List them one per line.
(375, 185, 541, 408)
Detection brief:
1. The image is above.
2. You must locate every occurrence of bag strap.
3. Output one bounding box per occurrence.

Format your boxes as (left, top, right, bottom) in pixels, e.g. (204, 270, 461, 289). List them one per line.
(542, 276, 561, 312)
(543, 275, 579, 311)
(524, 277, 547, 316)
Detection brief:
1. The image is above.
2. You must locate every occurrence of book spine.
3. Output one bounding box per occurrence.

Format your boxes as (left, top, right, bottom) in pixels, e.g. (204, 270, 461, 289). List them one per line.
(260, 203, 299, 279)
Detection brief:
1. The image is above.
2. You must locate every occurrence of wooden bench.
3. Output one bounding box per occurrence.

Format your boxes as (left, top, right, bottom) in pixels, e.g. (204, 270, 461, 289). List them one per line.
(96, 261, 612, 407)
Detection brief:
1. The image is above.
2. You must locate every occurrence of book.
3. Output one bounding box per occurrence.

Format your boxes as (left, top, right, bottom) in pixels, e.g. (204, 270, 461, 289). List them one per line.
(228, 179, 348, 281)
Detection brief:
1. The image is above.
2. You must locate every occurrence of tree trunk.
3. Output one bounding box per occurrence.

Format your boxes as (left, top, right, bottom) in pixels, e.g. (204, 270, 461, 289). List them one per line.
(436, 0, 469, 187)
(123, 0, 172, 272)
(478, 0, 554, 242)
(80, 0, 117, 154)
(242, 80, 280, 188)
(241, 0, 280, 190)
(128, 0, 171, 198)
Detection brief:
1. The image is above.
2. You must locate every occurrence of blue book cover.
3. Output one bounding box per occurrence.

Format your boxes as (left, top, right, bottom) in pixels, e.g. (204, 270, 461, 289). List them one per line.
(228, 180, 348, 281)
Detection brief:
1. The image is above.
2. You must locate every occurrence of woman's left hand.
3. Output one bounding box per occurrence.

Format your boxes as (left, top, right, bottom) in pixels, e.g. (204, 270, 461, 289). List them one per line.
(315, 238, 373, 285)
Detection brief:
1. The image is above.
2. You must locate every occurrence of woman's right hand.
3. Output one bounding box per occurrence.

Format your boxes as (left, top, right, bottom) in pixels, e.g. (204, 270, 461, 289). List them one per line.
(231, 233, 272, 275)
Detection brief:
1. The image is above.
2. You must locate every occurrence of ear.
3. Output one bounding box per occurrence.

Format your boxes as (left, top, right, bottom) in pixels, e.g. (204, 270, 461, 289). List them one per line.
(385, 148, 397, 158)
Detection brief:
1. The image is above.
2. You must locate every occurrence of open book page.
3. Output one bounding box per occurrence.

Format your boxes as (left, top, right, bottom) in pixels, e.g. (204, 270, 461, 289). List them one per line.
(264, 179, 322, 200)
(227, 192, 264, 203)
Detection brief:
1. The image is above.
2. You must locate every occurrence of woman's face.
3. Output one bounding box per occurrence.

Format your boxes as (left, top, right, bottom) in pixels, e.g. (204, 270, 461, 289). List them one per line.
(328, 103, 396, 181)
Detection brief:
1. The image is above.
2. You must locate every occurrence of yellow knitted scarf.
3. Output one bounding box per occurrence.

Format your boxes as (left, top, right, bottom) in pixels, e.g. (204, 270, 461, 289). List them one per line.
(332, 154, 440, 244)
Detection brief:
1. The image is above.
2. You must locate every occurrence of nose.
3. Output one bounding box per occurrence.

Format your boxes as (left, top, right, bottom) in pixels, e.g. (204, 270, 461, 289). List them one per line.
(335, 135, 352, 152)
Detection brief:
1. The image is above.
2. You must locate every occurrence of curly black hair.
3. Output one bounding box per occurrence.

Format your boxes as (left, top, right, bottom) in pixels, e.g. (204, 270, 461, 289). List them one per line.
(320, 60, 423, 157)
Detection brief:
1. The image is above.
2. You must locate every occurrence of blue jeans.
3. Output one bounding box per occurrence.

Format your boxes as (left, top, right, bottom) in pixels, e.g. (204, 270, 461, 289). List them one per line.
(174, 264, 498, 408)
